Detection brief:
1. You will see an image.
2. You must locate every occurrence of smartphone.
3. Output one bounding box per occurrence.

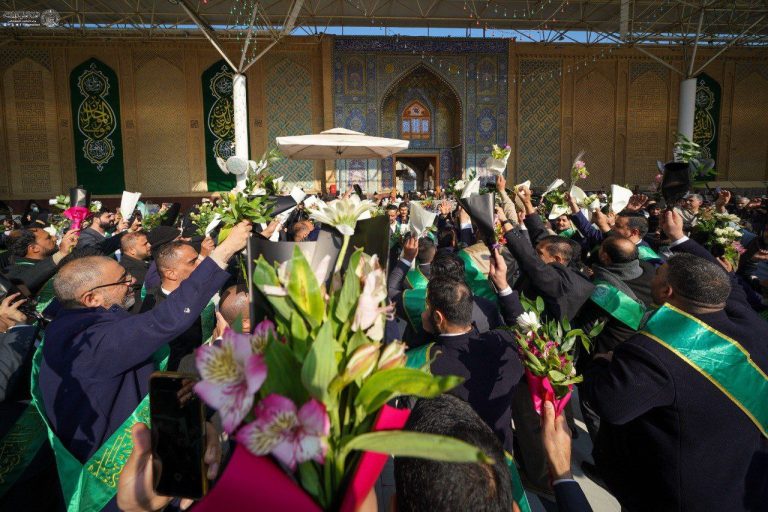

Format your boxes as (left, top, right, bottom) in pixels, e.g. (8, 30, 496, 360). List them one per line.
(149, 372, 208, 500)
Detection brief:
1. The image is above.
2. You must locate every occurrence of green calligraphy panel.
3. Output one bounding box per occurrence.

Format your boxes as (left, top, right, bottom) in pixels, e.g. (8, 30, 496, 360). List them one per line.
(202, 60, 239, 191)
(70, 58, 125, 194)
(694, 73, 721, 165)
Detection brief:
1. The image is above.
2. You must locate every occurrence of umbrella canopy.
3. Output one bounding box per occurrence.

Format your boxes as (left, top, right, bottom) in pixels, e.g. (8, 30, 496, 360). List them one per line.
(276, 128, 409, 160)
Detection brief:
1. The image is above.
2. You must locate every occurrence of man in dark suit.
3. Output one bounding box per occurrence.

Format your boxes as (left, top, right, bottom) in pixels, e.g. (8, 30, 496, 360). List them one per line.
(388, 239, 515, 346)
(4, 228, 79, 296)
(76, 208, 118, 249)
(421, 275, 523, 454)
(119, 231, 151, 313)
(140, 240, 212, 370)
(37, 221, 251, 512)
(583, 211, 768, 511)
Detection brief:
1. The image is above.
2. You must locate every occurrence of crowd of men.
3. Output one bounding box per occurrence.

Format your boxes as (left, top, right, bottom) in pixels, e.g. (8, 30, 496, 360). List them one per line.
(0, 177, 767, 512)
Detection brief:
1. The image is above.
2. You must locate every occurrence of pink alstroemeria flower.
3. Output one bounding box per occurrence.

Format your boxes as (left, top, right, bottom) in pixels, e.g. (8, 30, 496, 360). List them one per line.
(194, 330, 267, 433)
(251, 319, 276, 353)
(236, 394, 330, 470)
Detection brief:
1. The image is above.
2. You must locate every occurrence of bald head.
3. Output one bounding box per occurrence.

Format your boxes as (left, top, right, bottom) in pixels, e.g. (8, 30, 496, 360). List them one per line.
(55, 256, 122, 308)
(600, 235, 639, 265)
(219, 284, 250, 332)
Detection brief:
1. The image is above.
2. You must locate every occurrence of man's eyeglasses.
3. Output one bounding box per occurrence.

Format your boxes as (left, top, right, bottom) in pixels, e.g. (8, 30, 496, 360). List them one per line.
(84, 271, 134, 295)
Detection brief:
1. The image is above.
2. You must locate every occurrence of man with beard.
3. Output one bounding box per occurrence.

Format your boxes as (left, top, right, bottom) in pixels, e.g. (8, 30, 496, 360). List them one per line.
(5, 228, 79, 295)
(35, 221, 251, 512)
(582, 211, 768, 511)
(76, 207, 118, 249)
(119, 231, 151, 312)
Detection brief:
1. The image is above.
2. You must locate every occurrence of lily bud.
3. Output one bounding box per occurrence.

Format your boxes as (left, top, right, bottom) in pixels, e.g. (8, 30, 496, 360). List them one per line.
(377, 341, 407, 371)
(344, 343, 381, 381)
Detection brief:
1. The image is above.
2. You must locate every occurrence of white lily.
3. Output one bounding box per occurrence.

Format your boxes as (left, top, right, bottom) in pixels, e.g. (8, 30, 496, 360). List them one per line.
(516, 311, 541, 333)
(310, 195, 377, 273)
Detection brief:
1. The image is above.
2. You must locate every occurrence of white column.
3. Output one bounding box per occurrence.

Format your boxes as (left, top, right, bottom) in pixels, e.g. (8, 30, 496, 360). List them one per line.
(677, 77, 697, 140)
(232, 73, 249, 190)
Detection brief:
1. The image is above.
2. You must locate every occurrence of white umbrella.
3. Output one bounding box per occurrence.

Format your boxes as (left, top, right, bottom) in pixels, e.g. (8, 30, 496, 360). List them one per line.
(276, 127, 409, 160)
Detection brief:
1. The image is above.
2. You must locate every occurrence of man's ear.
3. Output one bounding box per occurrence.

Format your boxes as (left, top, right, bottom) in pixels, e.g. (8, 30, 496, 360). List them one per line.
(80, 291, 100, 308)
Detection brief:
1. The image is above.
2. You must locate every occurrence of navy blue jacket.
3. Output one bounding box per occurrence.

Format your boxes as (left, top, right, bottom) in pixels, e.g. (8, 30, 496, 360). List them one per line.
(584, 239, 768, 511)
(430, 330, 523, 454)
(39, 258, 229, 464)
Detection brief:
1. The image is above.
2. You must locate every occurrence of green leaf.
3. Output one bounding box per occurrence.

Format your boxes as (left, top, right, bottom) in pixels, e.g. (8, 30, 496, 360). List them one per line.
(335, 259, 362, 323)
(290, 311, 310, 360)
(588, 321, 605, 337)
(547, 369, 566, 382)
(252, 257, 292, 321)
(297, 462, 323, 503)
(287, 246, 325, 328)
(217, 225, 232, 245)
(535, 296, 545, 314)
(342, 431, 493, 464)
(301, 321, 338, 403)
(231, 314, 243, 335)
(355, 368, 463, 414)
(262, 337, 308, 404)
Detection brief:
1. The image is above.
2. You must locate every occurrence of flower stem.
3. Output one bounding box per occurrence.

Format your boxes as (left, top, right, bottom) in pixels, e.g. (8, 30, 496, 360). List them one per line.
(334, 235, 351, 274)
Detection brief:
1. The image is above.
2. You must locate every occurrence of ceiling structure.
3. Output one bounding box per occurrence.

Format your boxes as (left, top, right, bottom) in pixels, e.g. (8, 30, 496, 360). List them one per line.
(0, 0, 765, 46)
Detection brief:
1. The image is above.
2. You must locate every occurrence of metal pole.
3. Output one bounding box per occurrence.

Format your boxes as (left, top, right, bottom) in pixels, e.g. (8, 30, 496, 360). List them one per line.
(238, 2, 261, 71)
(678, 78, 697, 140)
(693, 15, 766, 76)
(176, 0, 237, 71)
(688, 8, 706, 77)
(633, 45, 685, 76)
(232, 73, 249, 190)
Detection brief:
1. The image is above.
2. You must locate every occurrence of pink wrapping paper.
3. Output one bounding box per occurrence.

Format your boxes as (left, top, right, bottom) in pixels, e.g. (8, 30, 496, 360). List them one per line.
(524, 369, 572, 417)
(63, 206, 91, 231)
(194, 445, 321, 512)
(339, 405, 411, 512)
(194, 405, 410, 511)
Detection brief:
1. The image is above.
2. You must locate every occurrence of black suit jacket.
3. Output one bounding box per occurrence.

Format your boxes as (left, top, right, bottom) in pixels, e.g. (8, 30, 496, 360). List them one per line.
(554, 480, 593, 512)
(4, 257, 57, 296)
(584, 239, 768, 511)
(430, 330, 523, 453)
(505, 226, 594, 321)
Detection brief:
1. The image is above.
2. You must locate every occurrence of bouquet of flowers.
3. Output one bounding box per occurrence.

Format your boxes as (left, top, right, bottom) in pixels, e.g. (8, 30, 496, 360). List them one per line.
(194, 247, 489, 510)
(673, 133, 716, 182)
(692, 210, 743, 268)
(390, 228, 408, 249)
(214, 191, 274, 242)
(486, 144, 512, 175)
(189, 200, 219, 237)
(243, 148, 284, 196)
(570, 151, 589, 183)
(513, 296, 603, 416)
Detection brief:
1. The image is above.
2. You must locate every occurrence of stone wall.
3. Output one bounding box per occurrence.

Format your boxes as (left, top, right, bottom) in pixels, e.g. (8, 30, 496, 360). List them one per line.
(0, 37, 766, 203)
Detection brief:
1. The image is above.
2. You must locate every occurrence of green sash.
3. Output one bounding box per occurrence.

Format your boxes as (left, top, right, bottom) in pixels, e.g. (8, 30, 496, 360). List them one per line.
(504, 452, 532, 512)
(637, 244, 661, 262)
(642, 304, 768, 437)
(590, 281, 646, 330)
(0, 404, 48, 497)
(405, 343, 434, 371)
(558, 227, 576, 239)
(402, 287, 428, 335)
(405, 267, 428, 290)
(201, 299, 216, 344)
(36, 278, 56, 313)
(139, 283, 147, 302)
(457, 250, 497, 303)
(30, 344, 169, 511)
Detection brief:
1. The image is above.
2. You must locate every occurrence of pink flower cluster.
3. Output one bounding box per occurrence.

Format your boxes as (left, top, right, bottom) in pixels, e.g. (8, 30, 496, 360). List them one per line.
(195, 320, 331, 469)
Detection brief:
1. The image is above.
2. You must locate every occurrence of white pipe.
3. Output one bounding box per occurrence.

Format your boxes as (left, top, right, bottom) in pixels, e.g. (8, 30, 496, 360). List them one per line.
(233, 73, 249, 190)
(678, 78, 697, 139)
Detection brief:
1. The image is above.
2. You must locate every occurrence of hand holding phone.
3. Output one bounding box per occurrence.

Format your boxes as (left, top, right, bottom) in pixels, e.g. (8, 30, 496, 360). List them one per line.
(149, 372, 210, 500)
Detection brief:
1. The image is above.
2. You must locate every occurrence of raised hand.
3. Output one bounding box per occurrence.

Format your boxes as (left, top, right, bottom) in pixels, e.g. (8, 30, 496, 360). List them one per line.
(402, 235, 418, 262)
(661, 209, 685, 241)
(625, 194, 649, 212)
(496, 173, 507, 192)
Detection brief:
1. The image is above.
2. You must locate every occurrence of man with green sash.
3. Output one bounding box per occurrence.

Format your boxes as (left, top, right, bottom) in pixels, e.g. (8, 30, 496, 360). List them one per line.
(388, 239, 508, 347)
(583, 243, 768, 511)
(35, 221, 251, 512)
(576, 236, 655, 442)
(140, 241, 216, 370)
(4, 228, 79, 296)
